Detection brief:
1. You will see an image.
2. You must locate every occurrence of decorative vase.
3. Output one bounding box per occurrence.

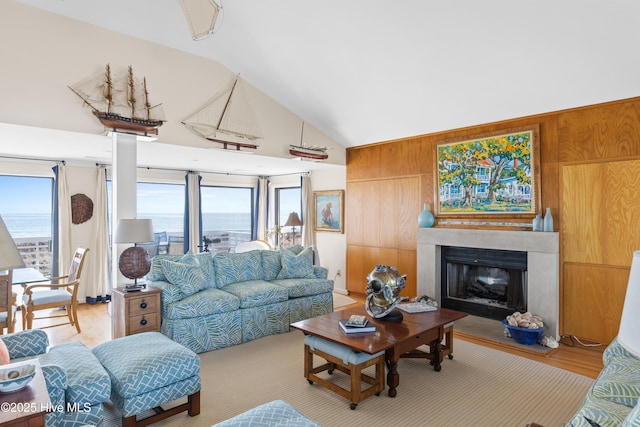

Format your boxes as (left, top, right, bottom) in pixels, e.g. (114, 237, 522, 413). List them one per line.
(543, 208, 554, 232)
(417, 203, 435, 228)
(532, 215, 542, 232)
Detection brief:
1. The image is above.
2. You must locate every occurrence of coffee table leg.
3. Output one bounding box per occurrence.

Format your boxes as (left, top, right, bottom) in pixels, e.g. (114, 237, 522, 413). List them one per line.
(432, 339, 442, 372)
(385, 350, 399, 397)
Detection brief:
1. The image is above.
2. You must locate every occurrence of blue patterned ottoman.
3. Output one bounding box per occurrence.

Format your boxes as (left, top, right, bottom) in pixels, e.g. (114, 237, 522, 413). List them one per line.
(93, 332, 201, 427)
(212, 400, 321, 426)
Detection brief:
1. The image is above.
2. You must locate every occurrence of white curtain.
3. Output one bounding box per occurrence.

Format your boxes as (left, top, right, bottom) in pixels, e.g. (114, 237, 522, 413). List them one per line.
(257, 177, 268, 241)
(85, 166, 111, 302)
(301, 174, 317, 260)
(57, 164, 72, 275)
(187, 172, 201, 253)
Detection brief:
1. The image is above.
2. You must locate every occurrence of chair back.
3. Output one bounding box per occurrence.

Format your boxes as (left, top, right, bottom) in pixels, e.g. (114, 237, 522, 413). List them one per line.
(67, 247, 89, 282)
(0, 271, 13, 333)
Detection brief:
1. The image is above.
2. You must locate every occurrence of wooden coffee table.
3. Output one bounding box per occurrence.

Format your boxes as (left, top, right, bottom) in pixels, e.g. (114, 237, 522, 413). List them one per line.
(0, 360, 51, 427)
(291, 305, 467, 397)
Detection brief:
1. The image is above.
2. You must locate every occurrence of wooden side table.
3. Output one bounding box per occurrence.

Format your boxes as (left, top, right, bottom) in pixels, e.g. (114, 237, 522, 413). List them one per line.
(112, 286, 162, 339)
(0, 360, 51, 427)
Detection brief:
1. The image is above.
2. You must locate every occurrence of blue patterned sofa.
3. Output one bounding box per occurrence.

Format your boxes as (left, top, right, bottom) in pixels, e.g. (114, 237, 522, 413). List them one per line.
(212, 399, 321, 426)
(567, 338, 640, 427)
(146, 245, 334, 353)
(1, 329, 111, 427)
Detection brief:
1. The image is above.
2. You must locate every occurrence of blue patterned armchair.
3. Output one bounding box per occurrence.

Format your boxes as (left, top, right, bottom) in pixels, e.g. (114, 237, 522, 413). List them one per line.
(1, 329, 111, 427)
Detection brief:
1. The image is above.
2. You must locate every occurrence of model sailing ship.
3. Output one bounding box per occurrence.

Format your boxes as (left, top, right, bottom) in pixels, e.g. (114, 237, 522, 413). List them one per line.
(289, 121, 329, 160)
(69, 64, 165, 136)
(182, 76, 262, 150)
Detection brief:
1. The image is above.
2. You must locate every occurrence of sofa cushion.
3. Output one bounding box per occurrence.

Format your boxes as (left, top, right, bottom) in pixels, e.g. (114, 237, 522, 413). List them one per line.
(277, 247, 315, 280)
(592, 361, 640, 408)
(164, 287, 240, 319)
(272, 278, 334, 298)
(262, 250, 282, 280)
(213, 399, 321, 427)
(214, 250, 263, 288)
(622, 400, 640, 427)
(161, 252, 208, 297)
(39, 341, 111, 406)
(223, 280, 289, 308)
(568, 394, 633, 427)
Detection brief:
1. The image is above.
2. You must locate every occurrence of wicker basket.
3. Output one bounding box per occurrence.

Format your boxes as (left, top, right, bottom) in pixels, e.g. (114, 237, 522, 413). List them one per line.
(71, 193, 93, 224)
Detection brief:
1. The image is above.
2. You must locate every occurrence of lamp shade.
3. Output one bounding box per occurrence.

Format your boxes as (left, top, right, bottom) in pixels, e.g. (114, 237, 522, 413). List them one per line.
(284, 212, 303, 227)
(618, 250, 640, 358)
(0, 215, 26, 271)
(114, 219, 154, 244)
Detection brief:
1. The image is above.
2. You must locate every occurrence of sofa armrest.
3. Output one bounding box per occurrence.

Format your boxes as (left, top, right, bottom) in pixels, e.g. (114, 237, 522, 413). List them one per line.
(313, 266, 328, 279)
(0, 329, 49, 359)
(148, 279, 184, 305)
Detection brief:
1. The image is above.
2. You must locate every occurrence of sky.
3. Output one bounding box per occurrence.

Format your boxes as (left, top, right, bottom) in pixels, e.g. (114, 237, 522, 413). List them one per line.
(0, 175, 52, 214)
(1, 176, 300, 219)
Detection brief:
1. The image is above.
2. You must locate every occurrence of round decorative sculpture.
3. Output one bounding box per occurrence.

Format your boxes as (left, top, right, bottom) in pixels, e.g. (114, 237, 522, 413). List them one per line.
(71, 193, 94, 224)
(365, 264, 407, 322)
(118, 246, 151, 280)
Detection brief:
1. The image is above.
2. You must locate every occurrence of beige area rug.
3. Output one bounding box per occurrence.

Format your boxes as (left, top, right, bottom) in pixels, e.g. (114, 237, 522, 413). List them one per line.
(104, 331, 593, 427)
(333, 292, 356, 309)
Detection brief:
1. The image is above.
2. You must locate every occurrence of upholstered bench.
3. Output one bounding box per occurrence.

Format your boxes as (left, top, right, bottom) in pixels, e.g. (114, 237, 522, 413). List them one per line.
(212, 400, 321, 426)
(92, 332, 201, 427)
(304, 334, 385, 409)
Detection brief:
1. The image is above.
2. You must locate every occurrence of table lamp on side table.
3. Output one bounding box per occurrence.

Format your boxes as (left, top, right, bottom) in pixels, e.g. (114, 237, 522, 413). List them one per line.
(0, 215, 26, 335)
(285, 212, 303, 246)
(114, 219, 154, 290)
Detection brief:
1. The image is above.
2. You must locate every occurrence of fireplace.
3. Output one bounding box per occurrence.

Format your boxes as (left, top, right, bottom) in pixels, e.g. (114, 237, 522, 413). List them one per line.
(416, 228, 560, 339)
(441, 246, 527, 321)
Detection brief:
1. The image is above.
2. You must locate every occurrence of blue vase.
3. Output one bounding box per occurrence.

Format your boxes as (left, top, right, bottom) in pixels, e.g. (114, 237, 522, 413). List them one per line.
(418, 203, 435, 228)
(543, 207, 554, 232)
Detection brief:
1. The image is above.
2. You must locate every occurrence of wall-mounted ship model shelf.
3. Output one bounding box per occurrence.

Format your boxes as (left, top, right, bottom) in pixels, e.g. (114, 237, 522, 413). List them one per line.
(289, 121, 329, 160)
(69, 64, 165, 136)
(182, 76, 263, 151)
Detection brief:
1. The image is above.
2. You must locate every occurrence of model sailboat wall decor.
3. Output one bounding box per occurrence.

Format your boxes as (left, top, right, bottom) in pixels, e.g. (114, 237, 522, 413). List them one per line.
(68, 64, 165, 136)
(289, 121, 329, 160)
(182, 76, 263, 151)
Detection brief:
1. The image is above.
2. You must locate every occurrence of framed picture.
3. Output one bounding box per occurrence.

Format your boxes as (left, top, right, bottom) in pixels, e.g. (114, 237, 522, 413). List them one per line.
(313, 190, 344, 233)
(435, 126, 540, 216)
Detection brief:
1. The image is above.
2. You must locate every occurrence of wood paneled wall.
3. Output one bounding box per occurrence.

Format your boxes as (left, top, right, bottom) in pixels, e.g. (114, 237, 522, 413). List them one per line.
(346, 96, 640, 344)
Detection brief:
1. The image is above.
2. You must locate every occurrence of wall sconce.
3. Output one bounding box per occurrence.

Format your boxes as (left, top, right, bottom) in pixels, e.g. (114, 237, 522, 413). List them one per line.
(180, 0, 223, 41)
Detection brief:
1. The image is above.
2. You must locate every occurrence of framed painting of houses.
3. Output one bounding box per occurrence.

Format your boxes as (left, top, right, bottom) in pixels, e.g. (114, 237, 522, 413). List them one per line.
(435, 126, 540, 216)
(313, 190, 344, 233)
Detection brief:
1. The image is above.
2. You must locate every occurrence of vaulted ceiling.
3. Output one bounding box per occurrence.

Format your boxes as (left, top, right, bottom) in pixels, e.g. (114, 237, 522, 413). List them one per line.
(10, 1, 640, 159)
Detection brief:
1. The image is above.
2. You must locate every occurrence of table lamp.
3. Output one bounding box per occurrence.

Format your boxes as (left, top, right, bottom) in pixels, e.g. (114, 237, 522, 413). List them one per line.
(284, 212, 303, 246)
(114, 219, 154, 288)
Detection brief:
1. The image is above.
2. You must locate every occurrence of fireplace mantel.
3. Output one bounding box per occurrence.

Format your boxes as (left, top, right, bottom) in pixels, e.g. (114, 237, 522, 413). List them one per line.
(417, 228, 560, 340)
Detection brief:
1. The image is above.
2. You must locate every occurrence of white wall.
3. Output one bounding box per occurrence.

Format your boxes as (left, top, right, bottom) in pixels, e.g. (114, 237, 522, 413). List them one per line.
(310, 168, 347, 294)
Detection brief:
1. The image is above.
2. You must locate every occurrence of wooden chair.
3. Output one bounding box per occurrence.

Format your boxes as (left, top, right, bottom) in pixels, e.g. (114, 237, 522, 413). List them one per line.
(21, 247, 89, 333)
(0, 272, 14, 335)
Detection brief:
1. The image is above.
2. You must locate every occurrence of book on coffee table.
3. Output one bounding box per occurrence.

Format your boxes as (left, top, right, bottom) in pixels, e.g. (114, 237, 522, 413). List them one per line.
(339, 319, 376, 334)
(397, 302, 437, 313)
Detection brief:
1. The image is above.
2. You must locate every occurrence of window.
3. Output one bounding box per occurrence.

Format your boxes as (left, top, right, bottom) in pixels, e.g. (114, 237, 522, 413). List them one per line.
(0, 175, 54, 274)
(107, 181, 186, 254)
(201, 185, 253, 252)
(275, 186, 301, 248)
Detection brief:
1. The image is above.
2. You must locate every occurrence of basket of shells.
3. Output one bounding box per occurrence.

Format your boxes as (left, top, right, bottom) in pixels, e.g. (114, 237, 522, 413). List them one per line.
(502, 311, 544, 345)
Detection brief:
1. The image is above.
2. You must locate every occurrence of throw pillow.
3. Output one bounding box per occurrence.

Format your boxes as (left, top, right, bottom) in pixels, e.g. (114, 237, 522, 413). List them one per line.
(261, 250, 282, 281)
(0, 339, 9, 365)
(277, 246, 315, 279)
(213, 250, 263, 288)
(160, 252, 207, 297)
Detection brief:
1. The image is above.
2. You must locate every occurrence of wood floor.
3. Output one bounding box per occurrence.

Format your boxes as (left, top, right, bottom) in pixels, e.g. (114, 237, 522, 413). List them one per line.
(22, 296, 604, 380)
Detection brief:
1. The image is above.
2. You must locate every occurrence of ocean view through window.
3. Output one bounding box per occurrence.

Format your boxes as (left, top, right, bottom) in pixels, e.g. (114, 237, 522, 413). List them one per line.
(0, 175, 54, 274)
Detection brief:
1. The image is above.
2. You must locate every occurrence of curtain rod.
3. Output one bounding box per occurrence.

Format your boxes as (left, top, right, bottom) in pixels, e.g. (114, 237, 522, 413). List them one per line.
(0, 155, 65, 165)
(137, 165, 309, 178)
